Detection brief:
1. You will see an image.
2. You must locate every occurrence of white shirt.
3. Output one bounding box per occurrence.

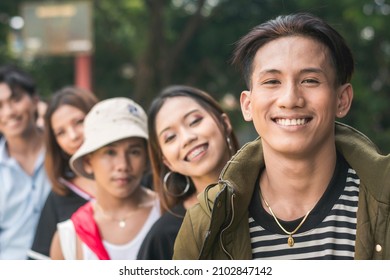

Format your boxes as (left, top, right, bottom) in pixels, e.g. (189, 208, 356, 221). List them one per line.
(58, 198, 161, 260)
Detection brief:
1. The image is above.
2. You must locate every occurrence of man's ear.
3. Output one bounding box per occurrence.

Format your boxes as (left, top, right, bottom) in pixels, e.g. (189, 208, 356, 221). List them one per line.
(240, 90, 253, 121)
(31, 95, 40, 117)
(32, 95, 40, 106)
(336, 83, 353, 118)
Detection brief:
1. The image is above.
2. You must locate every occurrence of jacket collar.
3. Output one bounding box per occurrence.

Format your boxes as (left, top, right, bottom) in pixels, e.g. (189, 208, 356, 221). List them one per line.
(200, 122, 390, 228)
(335, 122, 390, 202)
(214, 137, 265, 228)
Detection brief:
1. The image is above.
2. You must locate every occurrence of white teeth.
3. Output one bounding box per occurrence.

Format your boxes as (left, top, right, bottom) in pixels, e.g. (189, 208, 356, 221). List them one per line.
(276, 118, 307, 126)
(7, 119, 19, 125)
(186, 145, 206, 161)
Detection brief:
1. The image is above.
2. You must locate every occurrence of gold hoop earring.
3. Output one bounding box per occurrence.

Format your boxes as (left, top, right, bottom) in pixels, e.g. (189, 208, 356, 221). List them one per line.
(163, 171, 190, 197)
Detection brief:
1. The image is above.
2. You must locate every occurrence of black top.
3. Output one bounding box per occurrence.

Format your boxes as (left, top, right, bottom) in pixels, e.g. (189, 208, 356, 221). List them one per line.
(137, 203, 186, 260)
(28, 190, 88, 259)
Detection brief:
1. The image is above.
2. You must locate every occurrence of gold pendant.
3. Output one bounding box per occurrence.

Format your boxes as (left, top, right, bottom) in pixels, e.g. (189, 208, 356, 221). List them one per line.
(287, 235, 294, 247)
(119, 220, 126, 228)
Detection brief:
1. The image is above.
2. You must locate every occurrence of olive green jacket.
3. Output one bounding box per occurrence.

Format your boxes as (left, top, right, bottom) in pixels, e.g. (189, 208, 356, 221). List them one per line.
(173, 123, 390, 260)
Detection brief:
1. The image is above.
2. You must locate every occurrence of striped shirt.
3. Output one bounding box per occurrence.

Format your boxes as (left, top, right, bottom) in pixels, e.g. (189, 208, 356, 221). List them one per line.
(249, 154, 360, 260)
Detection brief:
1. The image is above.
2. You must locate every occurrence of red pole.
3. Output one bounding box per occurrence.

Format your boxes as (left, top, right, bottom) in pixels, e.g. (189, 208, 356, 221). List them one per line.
(75, 54, 92, 90)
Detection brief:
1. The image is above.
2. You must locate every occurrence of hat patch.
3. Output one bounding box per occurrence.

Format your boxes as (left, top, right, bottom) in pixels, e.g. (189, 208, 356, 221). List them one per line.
(128, 104, 141, 118)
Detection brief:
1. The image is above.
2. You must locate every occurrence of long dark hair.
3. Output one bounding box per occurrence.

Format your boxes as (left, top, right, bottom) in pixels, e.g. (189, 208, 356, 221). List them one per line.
(147, 85, 240, 214)
(44, 86, 98, 196)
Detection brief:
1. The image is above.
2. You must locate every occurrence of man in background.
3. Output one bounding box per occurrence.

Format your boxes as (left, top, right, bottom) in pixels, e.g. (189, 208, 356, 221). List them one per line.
(0, 65, 50, 259)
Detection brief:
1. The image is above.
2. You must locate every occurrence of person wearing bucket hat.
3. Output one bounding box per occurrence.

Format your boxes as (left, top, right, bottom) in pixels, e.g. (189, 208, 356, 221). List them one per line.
(50, 97, 160, 260)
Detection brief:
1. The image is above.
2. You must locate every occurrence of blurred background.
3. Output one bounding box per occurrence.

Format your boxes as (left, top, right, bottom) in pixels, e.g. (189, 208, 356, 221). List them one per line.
(1, 0, 389, 152)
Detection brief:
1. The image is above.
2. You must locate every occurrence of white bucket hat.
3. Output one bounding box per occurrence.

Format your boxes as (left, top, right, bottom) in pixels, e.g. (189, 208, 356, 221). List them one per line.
(70, 97, 148, 179)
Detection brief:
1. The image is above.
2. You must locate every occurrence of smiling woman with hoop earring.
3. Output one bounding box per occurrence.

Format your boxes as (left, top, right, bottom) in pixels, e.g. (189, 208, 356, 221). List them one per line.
(137, 85, 240, 260)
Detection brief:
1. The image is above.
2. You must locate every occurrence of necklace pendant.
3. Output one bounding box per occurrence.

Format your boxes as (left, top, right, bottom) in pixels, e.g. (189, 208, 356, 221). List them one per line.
(287, 235, 294, 247)
(118, 220, 126, 228)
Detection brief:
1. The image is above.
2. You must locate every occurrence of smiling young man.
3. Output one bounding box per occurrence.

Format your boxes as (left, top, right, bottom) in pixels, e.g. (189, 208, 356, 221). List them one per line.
(0, 65, 51, 259)
(173, 13, 390, 260)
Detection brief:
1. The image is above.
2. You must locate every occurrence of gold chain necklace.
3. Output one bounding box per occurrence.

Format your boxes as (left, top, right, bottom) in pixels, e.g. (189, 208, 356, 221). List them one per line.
(260, 192, 312, 247)
(94, 203, 138, 229)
